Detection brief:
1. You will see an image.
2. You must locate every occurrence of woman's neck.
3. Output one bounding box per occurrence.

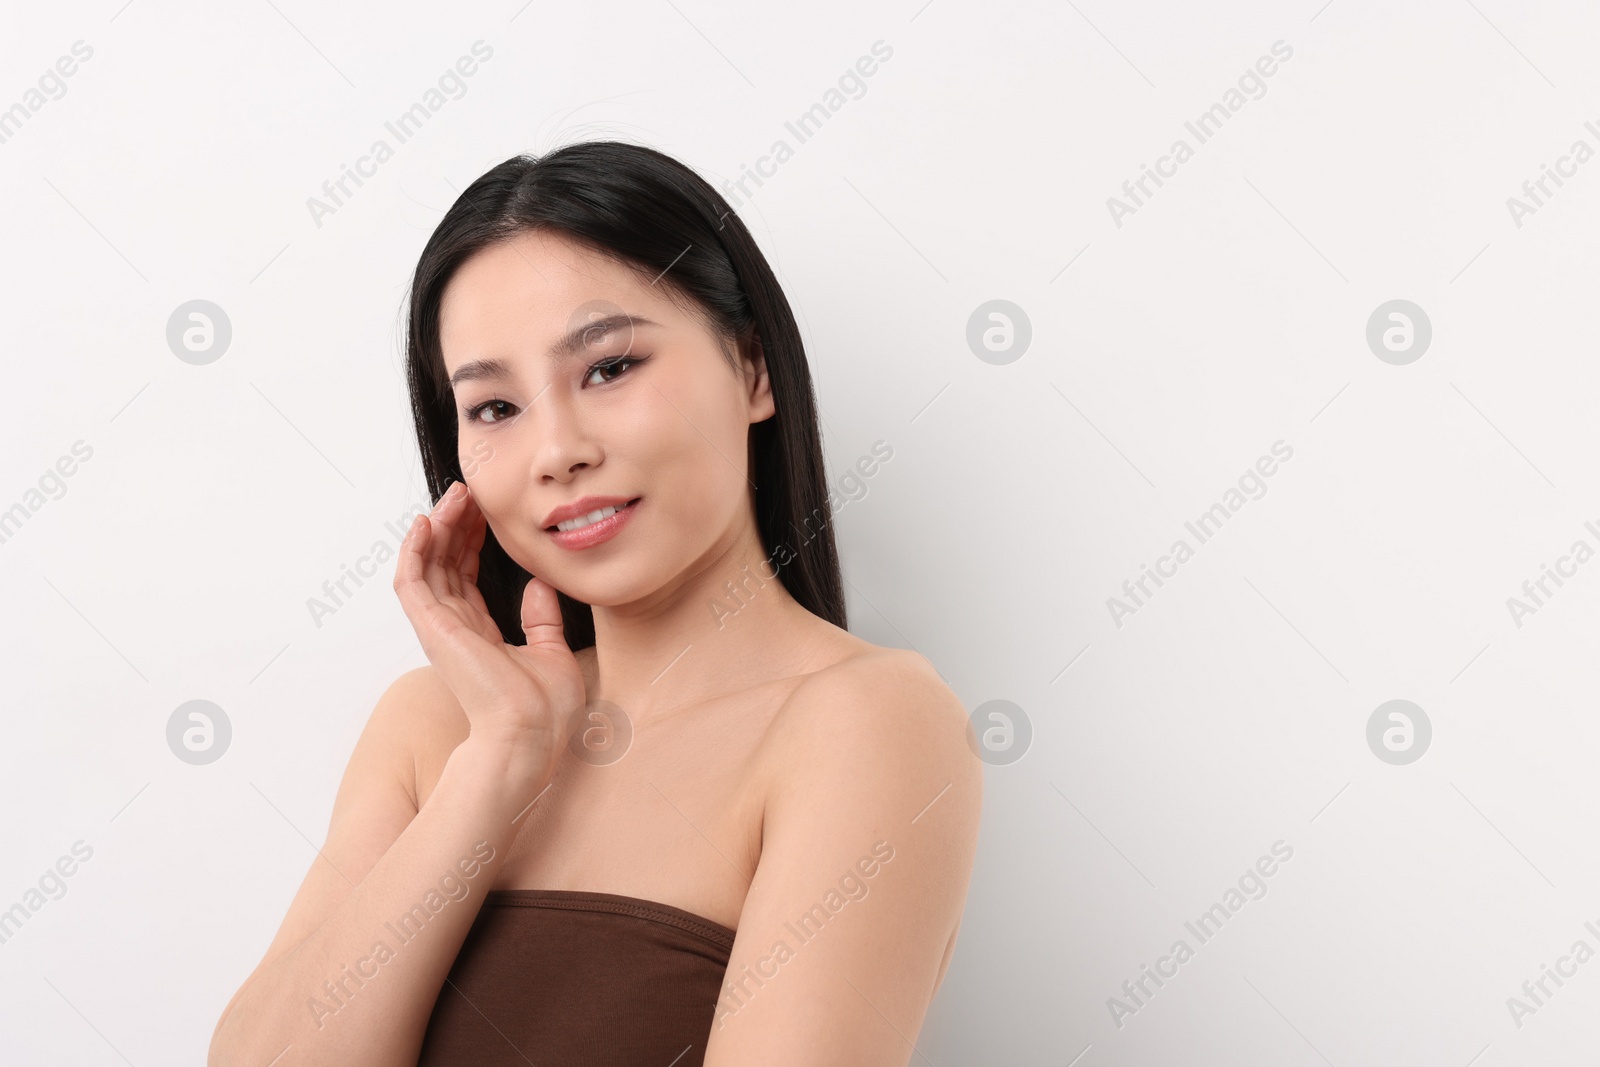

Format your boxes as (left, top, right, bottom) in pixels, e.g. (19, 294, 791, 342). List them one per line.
(583, 530, 833, 723)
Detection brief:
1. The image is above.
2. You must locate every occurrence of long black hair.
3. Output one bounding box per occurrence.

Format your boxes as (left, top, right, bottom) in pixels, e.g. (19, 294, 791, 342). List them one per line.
(402, 140, 845, 650)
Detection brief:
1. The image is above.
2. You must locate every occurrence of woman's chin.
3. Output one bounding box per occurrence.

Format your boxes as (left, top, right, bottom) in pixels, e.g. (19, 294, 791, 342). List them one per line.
(534, 571, 652, 609)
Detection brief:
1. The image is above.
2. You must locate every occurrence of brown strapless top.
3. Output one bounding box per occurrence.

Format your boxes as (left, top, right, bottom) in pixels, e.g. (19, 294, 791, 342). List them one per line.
(417, 888, 736, 1066)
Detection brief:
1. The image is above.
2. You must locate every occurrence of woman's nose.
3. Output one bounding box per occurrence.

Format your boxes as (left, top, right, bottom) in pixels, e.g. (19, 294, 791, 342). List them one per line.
(527, 395, 601, 483)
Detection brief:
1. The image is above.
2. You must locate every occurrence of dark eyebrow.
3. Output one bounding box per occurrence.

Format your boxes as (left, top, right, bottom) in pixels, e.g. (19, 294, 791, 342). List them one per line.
(447, 314, 659, 388)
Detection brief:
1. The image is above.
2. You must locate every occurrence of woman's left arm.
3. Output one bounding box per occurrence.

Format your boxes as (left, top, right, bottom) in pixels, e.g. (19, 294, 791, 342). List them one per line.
(704, 648, 984, 1066)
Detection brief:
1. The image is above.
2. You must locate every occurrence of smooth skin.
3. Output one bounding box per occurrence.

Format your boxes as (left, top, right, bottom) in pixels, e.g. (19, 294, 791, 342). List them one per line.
(209, 230, 982, 1066)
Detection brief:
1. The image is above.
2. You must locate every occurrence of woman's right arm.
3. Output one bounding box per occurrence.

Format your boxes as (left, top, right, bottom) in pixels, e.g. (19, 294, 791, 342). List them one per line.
(207, 668, 549, 1066)
(212, 481, 585, 1065)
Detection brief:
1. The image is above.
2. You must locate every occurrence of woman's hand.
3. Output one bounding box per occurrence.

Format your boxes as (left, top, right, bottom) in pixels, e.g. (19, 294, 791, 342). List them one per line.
(393, 480, 586, 780)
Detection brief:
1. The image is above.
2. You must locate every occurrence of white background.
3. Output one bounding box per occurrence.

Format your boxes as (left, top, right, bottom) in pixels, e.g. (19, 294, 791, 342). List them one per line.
(3, 0, 1599, 1063)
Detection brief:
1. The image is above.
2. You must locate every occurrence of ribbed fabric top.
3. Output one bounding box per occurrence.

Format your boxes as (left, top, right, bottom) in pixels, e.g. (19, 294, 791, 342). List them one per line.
(417, 888, 736, 1066)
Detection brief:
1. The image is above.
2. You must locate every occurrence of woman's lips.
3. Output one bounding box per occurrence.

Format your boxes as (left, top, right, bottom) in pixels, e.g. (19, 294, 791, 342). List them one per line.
(546, 498, 640, 550)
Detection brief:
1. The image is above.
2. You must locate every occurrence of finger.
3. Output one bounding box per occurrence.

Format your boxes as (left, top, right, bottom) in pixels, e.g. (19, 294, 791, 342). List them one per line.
(420, 486, 468, 604)
(439, 482, 488, 603)
(395, 518, 494, 671)
(412, 512, 473, 634)
(459, 492, 489, 589)
(429, 481, 466, 558)
(394, 515, 446, 639)
(451, 495, 499, 642)
(417, 487, 502, 650)
(439, 484, 482, 598)
(394, 512, 431, 590)
(520, 573, 568, 654)
(458, 504, 494, 622)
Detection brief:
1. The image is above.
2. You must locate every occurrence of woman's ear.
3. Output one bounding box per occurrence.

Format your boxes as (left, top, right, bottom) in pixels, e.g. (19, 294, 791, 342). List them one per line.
(742, 334, 776, 424)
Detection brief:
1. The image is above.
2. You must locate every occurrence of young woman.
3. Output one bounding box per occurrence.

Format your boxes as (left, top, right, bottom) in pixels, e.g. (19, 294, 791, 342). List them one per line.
(210, 140, 982, 1066)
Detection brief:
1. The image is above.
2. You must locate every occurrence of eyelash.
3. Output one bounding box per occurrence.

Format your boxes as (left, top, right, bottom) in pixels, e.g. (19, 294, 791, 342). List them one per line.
(462, 355, 648, 425)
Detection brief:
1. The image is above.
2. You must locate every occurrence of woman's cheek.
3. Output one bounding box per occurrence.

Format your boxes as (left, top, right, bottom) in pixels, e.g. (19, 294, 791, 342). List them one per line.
(459, 433, 499, 480)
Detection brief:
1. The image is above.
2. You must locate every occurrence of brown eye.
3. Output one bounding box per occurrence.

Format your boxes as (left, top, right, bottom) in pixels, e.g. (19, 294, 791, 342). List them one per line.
(584, 356, 645, 386)
(465, 399, 518, 424)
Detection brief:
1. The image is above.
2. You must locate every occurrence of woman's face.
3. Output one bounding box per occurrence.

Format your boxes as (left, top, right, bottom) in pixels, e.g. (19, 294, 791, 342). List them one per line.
(437, 229, 774, 606)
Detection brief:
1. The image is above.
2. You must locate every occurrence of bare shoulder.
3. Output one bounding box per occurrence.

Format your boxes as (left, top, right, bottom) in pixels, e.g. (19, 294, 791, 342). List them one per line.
(375, 664, 470, 735)
(760, 644, 981, 814)
(722, 641, 983, 1040)
(370, 664, 471, 806)
(780, 644, 968, 740)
